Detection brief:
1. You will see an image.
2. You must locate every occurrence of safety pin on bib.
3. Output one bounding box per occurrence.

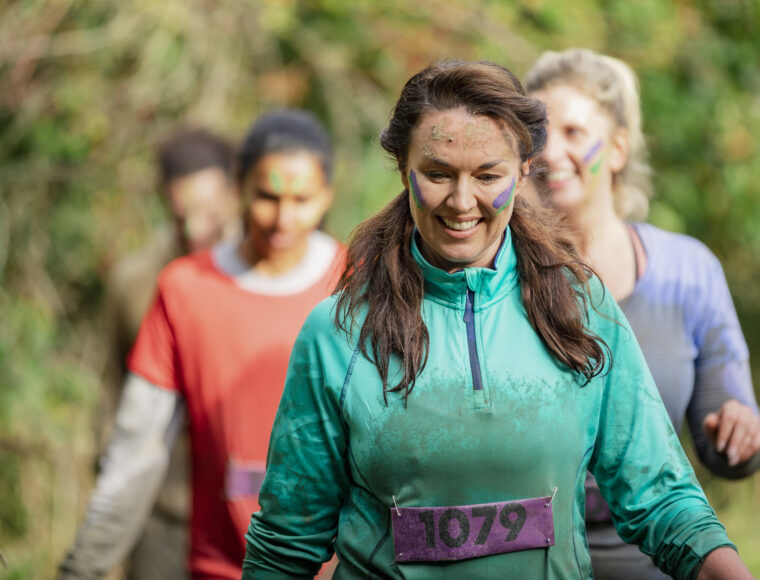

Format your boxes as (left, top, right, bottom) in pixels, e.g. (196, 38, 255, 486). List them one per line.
(545, 486, 558, 507)
(392, 494, 401, 516)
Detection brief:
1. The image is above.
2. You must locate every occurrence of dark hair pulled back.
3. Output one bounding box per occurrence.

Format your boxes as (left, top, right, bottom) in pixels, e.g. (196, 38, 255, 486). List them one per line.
(237, 109, 335, 185)
(157, 127, 234, 185)
(335, 60, 609, 401)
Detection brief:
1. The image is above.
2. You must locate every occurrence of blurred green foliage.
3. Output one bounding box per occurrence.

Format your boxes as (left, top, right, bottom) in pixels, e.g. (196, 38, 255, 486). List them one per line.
(1, 0, 759, 577)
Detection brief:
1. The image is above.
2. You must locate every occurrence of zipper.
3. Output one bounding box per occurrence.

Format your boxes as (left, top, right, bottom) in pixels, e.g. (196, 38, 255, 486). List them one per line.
(463, 288, 484, 391)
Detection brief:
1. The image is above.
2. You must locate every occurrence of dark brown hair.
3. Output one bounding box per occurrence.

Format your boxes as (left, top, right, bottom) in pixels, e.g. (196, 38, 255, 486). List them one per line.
(335, 60, 609, 400)
(157, 127, 234, 185)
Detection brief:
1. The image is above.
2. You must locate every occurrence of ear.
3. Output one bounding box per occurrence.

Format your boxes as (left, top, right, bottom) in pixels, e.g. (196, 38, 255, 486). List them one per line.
(227, 183, 243, 214)
(514, 159, 532, 194)
(238, 172, 254, 207)
(319, 185, 335, 213)
(401, 170, 410, 191)
(608, 128, 629, 174)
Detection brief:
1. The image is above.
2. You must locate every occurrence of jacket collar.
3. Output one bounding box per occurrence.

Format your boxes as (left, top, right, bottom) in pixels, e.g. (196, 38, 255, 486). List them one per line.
(411, 226, 519, 309)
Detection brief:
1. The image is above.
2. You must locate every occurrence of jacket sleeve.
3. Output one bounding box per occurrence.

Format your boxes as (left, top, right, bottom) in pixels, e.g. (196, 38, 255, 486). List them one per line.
(243, 299, 351, 579)
(684, 250, 760, 478)
(58, 374, 185, 580)
(585, 279, 735, 580)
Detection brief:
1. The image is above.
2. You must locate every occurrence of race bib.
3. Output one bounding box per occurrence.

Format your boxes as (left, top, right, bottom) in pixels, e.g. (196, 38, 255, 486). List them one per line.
(224, 458, 266, 499)
(391, 495, 555, 562)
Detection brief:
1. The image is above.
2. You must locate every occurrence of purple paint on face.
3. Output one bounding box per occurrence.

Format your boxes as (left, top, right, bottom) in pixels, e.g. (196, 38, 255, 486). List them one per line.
(583, 140, 603, 164)
(409, 169, 426, 209)
(492, 177, 516, 214)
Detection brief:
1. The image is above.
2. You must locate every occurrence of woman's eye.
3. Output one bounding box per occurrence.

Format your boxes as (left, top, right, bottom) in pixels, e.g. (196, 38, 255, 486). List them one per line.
(426, 171, 448, 181)
(255, 191, 279, 202)
(478, 174, 499, 184)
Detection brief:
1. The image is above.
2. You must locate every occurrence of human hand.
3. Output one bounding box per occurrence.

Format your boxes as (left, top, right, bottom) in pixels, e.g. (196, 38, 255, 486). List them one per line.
(702, 399, 760, 466)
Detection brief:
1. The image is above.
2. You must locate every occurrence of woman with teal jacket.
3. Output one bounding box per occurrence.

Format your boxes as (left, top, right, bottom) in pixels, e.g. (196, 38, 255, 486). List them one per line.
(243, 60, 753, 578)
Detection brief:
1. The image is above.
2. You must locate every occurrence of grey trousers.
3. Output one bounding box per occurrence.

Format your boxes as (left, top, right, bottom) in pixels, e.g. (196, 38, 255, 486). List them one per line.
(587, 524, 670, 580)
(127, 513, 189, 580)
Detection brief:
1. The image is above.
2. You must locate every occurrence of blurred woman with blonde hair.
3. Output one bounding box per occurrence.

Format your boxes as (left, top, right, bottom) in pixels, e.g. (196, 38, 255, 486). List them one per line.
(525, 47, 760, 580)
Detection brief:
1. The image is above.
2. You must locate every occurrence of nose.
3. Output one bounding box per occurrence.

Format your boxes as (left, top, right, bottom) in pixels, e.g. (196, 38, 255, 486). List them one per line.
(448, 175, 477, 213)
(541, 126, 565, 166)
(275, 199, 297, 230)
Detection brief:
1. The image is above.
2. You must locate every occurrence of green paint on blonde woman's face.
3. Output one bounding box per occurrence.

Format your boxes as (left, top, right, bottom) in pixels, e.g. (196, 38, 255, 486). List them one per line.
(590, 153, 605, 175)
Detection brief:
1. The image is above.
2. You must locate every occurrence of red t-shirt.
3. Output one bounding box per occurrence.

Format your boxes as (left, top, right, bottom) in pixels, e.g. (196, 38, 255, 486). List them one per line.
(128, 235, 343, 579)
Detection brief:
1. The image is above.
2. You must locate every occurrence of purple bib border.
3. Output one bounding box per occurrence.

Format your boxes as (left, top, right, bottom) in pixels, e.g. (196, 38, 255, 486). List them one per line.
(225, 459, 266, 500)
(391, 495, 555, 563)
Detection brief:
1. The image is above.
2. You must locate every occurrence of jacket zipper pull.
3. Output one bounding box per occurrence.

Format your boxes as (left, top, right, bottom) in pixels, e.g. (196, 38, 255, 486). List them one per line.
(463, 289, 473, 323)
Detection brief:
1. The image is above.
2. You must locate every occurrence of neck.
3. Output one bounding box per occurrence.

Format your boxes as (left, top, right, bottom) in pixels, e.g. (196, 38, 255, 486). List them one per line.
(566, 207, 626, 258)
(563, 199, 636, 302)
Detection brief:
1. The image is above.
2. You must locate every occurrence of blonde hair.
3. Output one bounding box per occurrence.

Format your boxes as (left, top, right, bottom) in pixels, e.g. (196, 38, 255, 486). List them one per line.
(524, 48, 653, 220)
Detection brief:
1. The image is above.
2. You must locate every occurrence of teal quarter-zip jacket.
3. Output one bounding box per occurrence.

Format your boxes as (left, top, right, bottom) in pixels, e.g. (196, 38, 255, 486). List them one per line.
(244, 228, 733, 579)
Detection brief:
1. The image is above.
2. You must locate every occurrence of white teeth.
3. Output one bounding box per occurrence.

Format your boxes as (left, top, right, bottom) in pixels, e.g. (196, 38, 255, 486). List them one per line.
(547, 169, 575, 181)
(441, 217, 479, 231)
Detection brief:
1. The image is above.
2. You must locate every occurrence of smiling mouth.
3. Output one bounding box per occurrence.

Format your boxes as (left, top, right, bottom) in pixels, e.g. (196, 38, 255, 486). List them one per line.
(546, 169, 575, 182)
(440, 216, 481, 231)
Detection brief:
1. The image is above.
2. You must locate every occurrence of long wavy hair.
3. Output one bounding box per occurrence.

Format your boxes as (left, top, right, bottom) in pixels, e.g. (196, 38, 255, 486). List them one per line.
(335, 60, 610, 401)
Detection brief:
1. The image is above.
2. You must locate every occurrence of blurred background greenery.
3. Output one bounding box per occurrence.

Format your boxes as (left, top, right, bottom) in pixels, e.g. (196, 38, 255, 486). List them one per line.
(1, 0, 759, 577)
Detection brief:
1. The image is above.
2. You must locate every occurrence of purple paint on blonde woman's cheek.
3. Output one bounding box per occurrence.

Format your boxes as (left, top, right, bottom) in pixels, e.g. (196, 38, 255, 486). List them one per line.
(492, 177, 516, 214)
(582, 140, 603, 164)
(409, 170, 426, 209)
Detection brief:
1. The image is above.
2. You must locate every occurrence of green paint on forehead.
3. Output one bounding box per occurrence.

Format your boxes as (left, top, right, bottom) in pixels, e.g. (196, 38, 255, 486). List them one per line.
(268, 170, 285, 194)
(291, 171, 311, 193)
(590, 153, 605, 175)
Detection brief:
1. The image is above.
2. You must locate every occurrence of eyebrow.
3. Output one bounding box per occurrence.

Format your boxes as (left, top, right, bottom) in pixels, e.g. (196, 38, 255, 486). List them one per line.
(425, 156, 505, 170)
(253, 185, 281, 198)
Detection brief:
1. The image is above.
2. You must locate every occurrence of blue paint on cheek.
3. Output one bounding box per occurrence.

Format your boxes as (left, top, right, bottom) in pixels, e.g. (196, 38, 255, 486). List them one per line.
(583, 140, 603, 164)
(492, 177, 516, 214)
(409, 170, 426, 209)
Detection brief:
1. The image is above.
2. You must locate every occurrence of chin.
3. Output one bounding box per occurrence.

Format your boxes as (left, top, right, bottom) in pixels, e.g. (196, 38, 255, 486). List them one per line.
(545, 188, 586, 213)
(266, 233, 303, 251)
(432, 250, 484, 271)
